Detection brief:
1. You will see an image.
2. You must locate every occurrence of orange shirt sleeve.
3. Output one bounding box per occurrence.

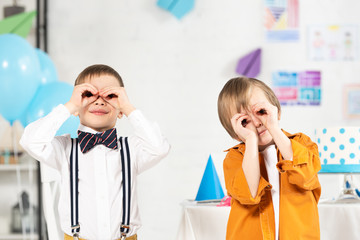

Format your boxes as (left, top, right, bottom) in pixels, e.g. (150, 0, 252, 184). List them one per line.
(276, 133, 321, 194)
(224, 148, 271, 205)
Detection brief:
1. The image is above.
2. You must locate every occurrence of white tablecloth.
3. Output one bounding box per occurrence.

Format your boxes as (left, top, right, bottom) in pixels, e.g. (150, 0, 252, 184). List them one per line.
(176, 200, 360, 240)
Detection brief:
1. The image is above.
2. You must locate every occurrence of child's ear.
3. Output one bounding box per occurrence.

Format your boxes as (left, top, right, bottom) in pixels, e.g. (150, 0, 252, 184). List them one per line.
(117, 112, 123, 119)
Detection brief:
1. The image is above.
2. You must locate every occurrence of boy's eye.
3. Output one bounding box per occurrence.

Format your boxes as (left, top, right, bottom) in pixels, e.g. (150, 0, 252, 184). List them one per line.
(241, 119, 248, 127)
(82, 91, 93, 98)
(107, 94, 117, 99)
(258, 109, 266, 115)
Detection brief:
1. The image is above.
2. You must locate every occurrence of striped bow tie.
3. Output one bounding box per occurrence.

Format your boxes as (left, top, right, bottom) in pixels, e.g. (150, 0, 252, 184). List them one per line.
(77, 128, 118, 153)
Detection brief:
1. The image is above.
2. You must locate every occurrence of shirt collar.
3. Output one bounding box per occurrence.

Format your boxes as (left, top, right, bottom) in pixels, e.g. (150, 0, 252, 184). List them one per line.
(77, 124, 118, 135)
(78, 124, 100, 134)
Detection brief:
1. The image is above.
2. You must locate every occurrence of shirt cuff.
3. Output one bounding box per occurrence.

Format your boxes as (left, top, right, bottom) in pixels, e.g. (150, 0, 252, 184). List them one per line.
(127, 109, 141, 120)
(277, 139, 309, 172)
(127, 109, 148, 129)
(232, 168, 271, 205)
(53, 104, 71, 126)
(57, 104, 71, 117)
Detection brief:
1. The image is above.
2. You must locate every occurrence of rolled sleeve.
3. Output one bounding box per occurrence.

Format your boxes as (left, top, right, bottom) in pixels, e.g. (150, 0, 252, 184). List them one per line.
(277, 136, 321, 191)
(224, 149, 271, 205)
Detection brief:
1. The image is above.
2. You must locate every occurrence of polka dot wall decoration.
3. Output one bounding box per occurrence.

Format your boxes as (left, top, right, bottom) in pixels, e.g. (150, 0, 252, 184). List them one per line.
(315, 127, 360, 173)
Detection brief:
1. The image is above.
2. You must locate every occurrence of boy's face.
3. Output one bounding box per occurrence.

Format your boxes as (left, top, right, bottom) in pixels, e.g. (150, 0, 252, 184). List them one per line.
(240, 87, 276, 150)
(78, 74, 122, 132)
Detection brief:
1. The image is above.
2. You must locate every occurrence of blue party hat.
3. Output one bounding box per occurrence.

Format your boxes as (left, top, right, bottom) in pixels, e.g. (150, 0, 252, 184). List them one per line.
(195, 155, 225, 201)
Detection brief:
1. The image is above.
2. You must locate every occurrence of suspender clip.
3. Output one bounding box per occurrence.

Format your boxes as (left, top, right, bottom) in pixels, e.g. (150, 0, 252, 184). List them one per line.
(120, 232, 127, 240)
(72, 232, 79, 240)
(120, 224, 130, 240)
(71, 224, 80, 240)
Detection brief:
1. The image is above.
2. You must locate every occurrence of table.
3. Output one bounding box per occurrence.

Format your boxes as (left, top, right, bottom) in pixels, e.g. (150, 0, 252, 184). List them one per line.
(176, 200, 360, 240)
(318, 202, 360, 240)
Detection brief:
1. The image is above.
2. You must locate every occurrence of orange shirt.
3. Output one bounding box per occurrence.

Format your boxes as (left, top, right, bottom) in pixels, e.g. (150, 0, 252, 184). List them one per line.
(223, 130, 321, 240)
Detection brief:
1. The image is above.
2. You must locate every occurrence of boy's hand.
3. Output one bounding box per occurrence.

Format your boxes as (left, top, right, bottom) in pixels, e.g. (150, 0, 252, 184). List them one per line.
(251, 102, 279, 130)
(231, 113, 258, 143)
(252, 102, 293, 160)
(99, 87, 136, 116)
(65, 83, 98, 116)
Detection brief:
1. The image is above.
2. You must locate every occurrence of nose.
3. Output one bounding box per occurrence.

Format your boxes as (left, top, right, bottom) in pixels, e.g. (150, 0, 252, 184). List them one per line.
(250, 114, 262, 128)
(94, 96, 106, 106)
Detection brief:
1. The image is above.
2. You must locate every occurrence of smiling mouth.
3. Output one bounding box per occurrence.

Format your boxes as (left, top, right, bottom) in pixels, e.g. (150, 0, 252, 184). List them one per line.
(89, 109, 109, 115)
(258, 129, 267, 136)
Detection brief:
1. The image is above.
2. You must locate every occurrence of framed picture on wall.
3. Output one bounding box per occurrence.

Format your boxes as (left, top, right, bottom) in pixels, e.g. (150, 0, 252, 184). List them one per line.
(308, 25, 359, 61)
(344, 84, 360, 118)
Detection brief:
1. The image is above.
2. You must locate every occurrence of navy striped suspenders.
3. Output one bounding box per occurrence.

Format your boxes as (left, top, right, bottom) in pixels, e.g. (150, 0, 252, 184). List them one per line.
(70, 138, 80, 239)
(119, 137, 131, 240)
(69, 137, 131, 240)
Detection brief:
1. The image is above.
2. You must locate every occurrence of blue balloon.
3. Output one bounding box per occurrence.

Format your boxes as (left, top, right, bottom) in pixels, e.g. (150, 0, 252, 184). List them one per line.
(25, 81, 79, 137)
(35, 48, 58, 85)
(0, 34, 41, 124)
(18, 111, 28, 128)
(57, 115, 80, 138)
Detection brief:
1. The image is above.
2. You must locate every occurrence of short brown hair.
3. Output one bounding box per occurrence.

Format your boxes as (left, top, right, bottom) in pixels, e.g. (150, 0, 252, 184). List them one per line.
(74, 64, 124, 86)
(217, 77, 281, 139)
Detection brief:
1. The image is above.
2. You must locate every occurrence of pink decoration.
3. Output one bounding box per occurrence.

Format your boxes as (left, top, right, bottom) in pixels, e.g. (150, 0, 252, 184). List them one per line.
(216, 195, 231, 207)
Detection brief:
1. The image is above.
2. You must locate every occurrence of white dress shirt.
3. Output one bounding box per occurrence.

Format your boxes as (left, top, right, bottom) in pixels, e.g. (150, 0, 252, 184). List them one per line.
(261, 144, 279, 240)
(20, 104, 170, 240)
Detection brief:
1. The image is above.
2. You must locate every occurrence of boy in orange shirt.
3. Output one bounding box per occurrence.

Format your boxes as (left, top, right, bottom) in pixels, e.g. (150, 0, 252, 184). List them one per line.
(217, 77, 321, 240)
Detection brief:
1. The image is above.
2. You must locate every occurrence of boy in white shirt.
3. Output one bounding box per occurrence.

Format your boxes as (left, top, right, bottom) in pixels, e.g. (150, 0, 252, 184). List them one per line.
(20, 64, 170, 240)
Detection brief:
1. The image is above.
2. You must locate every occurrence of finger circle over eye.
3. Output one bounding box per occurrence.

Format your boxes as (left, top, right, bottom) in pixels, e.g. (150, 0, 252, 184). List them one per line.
(82, 91, 94, 98)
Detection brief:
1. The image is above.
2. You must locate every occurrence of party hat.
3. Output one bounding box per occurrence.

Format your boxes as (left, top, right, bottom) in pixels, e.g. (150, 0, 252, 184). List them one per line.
(195, 155, 225, 201)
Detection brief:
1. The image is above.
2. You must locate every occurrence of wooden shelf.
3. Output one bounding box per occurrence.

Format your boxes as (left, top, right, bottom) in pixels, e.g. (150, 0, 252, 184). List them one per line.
(0, 233, 38, 239)
(0, 164, 37, 171)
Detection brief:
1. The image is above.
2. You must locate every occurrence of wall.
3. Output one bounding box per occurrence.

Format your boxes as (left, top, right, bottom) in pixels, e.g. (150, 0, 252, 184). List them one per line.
(9, 0, 360, 239)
